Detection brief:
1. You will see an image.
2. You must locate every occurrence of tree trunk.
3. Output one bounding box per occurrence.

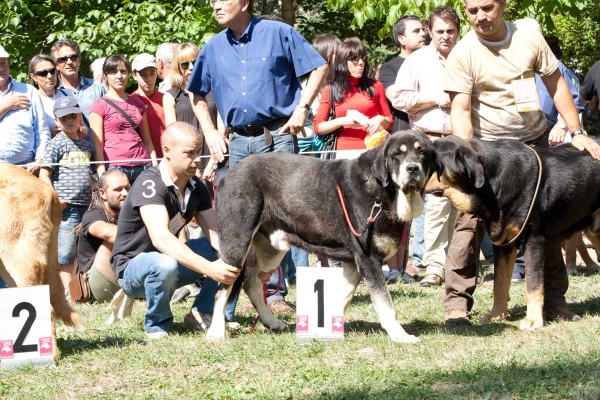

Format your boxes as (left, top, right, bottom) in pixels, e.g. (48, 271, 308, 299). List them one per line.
(281, 0, 295, 26)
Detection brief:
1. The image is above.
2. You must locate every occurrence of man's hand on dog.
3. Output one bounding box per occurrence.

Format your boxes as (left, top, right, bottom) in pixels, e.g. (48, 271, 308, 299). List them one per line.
(280, 107, 308, 136)
(572, 134, 600, 160)
(205, 128, 229, 163)
(207, 259, 240, 285)
(547, 125, 566, 146)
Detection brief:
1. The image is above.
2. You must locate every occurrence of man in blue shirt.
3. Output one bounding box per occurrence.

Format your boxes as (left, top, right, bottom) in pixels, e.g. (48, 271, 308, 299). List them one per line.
(186, 0, 327, 319)
(0, 45, 50, 175)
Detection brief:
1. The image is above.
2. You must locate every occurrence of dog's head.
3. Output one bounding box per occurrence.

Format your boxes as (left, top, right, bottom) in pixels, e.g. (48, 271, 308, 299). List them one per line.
(425, 136, 486, 212)
(371, 130, 440, 194)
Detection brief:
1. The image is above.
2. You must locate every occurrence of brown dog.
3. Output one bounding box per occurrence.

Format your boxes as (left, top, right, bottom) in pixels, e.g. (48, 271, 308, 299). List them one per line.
(0, 163, 82, 359)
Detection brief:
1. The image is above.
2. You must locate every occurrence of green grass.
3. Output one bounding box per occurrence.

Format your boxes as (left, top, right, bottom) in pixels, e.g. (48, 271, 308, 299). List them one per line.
(1, 269, 600, 399)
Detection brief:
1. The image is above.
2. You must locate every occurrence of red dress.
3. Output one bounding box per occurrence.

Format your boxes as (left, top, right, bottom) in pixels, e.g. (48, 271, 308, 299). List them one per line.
(313, 77, 393, 150)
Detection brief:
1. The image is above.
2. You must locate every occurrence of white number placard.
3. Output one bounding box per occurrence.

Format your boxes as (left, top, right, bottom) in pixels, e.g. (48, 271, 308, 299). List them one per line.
(0, 285, 55, 369)
(296, 267, 344, 343)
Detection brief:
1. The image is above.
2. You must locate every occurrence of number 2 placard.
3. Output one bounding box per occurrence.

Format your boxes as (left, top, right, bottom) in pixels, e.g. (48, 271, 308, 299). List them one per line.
(296, 268, 344, 342)
(0, 286, 55, 369)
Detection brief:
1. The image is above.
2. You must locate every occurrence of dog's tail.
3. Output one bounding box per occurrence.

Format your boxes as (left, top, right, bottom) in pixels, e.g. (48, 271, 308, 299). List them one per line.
(46, 193, 83, 329)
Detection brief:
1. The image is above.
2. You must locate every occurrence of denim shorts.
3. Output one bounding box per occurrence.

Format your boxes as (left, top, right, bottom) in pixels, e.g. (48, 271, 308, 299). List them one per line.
(58, 204, 87, 265)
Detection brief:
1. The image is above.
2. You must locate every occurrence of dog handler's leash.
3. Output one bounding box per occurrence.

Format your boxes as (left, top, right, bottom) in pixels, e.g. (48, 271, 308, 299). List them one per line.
(498, 145, 543, 247)
(337, 185, 382, 237)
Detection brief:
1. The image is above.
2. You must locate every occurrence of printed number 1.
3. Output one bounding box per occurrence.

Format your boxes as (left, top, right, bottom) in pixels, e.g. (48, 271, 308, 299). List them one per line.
(314, 279, 324, 328)
(12, 302, 38, 353)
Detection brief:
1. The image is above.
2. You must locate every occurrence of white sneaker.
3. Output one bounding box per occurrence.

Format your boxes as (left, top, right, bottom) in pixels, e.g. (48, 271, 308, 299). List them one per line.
(146, 331, 169, 340)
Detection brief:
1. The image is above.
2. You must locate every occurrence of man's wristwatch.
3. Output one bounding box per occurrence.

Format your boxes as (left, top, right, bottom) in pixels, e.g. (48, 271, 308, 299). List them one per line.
(571, 128, 588, 138)
(297, 101, 310, 111)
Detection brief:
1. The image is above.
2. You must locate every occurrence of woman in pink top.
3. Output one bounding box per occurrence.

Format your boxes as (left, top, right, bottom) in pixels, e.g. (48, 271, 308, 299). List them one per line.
(313, 37, 392, 151)
(90, 55, 157, 183)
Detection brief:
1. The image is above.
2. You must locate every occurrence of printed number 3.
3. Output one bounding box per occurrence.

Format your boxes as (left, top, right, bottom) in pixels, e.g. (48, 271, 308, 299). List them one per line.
(13, 302, 38, 353)
(142, 180, 156, 198)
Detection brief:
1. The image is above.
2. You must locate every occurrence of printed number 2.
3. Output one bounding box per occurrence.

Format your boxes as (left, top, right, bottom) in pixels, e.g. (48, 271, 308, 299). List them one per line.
(314, 279, 324, 328)
(12, 302, 38, 353)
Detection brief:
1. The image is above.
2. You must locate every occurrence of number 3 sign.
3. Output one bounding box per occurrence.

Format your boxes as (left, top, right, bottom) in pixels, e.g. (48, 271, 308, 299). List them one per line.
(0, 286, 55, 369)
(296, 268, 344, 343)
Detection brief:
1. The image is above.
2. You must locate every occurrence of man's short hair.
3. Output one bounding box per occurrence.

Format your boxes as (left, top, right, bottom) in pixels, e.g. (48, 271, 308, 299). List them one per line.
(50, 40, 81, 60)
(429, 6, 460, 33)
(155, 43, 177, 66)
(393, 15, 421, 48)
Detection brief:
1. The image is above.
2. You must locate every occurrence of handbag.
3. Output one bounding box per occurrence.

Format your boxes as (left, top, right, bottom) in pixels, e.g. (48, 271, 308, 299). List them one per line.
(69, 271, 92, 304)
(101, 97, 142, 136)
(313, 85, 340, 160)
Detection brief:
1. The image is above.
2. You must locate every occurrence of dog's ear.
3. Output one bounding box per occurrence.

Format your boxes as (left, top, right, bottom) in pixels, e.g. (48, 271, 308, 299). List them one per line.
(460, 147, 485, 189)
(431, 149, 445, 181)
(371, 141, 390, 187)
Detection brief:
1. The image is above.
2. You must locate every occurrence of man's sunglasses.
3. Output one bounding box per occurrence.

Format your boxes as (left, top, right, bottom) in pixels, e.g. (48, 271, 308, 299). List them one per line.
(56, 54, 79, 64)
(348, 55, 368, 64)
(34, 68, 57, 77)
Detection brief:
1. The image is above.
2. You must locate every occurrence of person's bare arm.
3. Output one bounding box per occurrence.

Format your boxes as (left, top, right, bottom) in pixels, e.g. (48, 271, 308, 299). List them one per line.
(280, 64, 328, 135)
(140, 114, 157, 165)
(449, 92, 473, 139)
(88, 221, 118, 243)
(140, 204, 239, 283)
(90, 112, 107, 176)
(190, 93, 228, 163)
(162, 91, 177, 126)
(542, 70, 600, 159)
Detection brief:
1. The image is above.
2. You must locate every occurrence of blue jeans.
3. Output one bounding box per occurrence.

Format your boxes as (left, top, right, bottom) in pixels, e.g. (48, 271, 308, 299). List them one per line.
(58, 204, 87, 264)
(228, 127, 298, 168)
(411, 199, 426, 267)
(283, 246, 309, 282)
(108, 163, 149, 184)
(118, 238, 218, 333)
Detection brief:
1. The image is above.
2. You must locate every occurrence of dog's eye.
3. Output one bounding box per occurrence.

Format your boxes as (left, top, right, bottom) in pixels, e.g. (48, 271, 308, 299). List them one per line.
(419, 149, 425, 155)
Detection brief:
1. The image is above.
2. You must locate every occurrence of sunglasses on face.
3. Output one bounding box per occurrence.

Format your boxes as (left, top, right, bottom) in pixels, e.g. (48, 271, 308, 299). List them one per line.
(34, 67, 57, 77)
(348, 55, 367, 64)
(58, 114, 78, 121)
(180, 60, 195, 71)
(56, 54, 79, 64)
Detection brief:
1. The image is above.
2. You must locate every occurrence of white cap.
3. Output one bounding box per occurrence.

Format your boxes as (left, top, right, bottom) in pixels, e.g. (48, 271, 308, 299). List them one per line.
(0, 46, 9, 58)
(132, 53, 158, 72)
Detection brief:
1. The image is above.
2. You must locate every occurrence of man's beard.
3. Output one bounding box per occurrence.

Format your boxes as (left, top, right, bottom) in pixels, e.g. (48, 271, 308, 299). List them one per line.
(107, 199, 122, 213)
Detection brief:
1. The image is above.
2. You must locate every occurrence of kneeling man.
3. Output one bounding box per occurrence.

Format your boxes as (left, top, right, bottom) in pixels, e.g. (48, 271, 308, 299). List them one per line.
(110, 122, 240, 338)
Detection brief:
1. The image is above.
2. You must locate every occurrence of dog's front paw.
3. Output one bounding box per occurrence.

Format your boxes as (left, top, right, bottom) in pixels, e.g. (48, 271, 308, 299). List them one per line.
(262, 316, 288, 331)
(205, 326, 227, 342)
(520, 318, 544, 331)
(481, 311, 507, 324)
(390, 333, 420, 344)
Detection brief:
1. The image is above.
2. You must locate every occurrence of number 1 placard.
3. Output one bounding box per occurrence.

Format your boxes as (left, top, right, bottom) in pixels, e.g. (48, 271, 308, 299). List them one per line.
(296, 268, 344, 343)
(0, 286, 55, 369)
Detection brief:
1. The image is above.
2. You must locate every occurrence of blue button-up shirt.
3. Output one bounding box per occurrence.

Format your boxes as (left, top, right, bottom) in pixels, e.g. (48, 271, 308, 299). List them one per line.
(187, 17, 325, 129)
(536, 60, 583, 129)
(0, 78, 51, 164)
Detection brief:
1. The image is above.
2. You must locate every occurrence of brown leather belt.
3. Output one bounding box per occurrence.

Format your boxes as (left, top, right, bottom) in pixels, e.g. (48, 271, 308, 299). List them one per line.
(227, 117, 289, 135)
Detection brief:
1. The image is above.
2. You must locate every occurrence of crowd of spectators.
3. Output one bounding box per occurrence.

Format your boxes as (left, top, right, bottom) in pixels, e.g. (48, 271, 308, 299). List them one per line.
(0, 0, 599, 337)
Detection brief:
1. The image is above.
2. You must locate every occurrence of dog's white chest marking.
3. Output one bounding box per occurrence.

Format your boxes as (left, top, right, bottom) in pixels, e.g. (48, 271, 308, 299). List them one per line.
(395, 188, 424, 221)
(269, 230, 291, 251)
(374, 235, 400, 260)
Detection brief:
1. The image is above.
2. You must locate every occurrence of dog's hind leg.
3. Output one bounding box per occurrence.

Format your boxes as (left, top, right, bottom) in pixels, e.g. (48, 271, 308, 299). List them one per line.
(520, 236, 545, 330)
(583, 228, 600, 272)
(243, 232, 288, 331)
(481, 245, 517, 324)
(358, 256, 419, 343)
(341, 261, 362, 313)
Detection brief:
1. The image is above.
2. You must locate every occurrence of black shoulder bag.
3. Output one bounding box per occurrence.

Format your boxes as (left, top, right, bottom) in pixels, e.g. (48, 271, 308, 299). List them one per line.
(319, 85, 341, 160)
(101, 97, 142, 136)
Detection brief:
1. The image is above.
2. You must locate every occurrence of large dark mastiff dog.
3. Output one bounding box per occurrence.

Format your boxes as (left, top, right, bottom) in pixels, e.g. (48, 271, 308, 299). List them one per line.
(426, 135, 600, 330)
(208, 131, 437, 342)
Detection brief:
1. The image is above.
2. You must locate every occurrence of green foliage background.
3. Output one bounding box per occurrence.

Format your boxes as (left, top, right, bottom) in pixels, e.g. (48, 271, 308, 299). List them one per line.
(1, 0, 598, 82)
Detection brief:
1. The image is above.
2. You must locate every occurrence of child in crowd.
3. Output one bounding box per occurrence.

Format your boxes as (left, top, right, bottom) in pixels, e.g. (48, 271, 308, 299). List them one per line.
(40, 96, 94, 299)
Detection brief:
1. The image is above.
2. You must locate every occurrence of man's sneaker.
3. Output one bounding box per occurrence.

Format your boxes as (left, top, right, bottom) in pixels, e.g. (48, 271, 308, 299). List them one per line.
(544, 305, 581, 322)
(268, 299, 293, 314)
(388, 269, 401, 284)
(511, 270, 524, 283)
(146, 331, 169, 340)
(382, 264, 390, 280)
(420, 274, 442, 287)
(171, 286, 191, 304)
(445, 309, 471, 326)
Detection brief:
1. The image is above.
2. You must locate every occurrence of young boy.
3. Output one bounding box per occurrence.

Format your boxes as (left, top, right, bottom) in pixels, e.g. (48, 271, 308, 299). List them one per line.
(40, 96, 94, 299)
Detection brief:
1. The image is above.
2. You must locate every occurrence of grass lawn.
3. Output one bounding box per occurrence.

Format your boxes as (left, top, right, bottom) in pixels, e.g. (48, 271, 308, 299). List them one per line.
(1, 267, 599, 399)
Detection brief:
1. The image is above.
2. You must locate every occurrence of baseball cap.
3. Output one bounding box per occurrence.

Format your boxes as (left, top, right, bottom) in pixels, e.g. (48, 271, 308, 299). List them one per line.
(132, 53, 158, 72)
(53, 96, 81, 118)
(0, 46, 9, 58)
